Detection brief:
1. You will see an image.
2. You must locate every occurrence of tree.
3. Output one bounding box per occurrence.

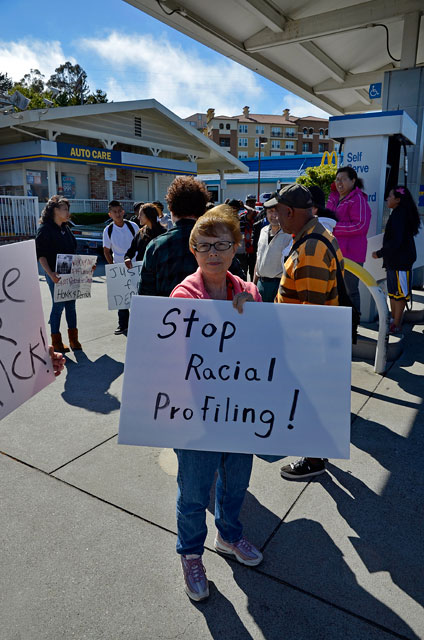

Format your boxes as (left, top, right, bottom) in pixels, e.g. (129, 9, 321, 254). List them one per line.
(19, 68, 46, 93)
(86, 89, 108, 104)
(0, 71, 13, 92)
(296, 163, 338, 200)
(48, 62, 90, 105)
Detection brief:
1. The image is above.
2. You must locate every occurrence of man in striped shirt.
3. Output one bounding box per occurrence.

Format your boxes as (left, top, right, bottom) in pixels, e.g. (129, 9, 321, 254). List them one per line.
(264, 184, 344, 480)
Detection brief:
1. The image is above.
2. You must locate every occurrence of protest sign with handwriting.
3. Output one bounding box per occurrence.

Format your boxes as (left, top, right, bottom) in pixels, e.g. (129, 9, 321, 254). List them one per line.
(0, 240, 55, 421)
(105, 261, 142, 310)
(118, 297, 352, 459)
(54, 254, 96, 302)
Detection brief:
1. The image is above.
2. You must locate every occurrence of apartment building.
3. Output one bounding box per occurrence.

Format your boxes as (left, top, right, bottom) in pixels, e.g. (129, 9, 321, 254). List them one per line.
(205, 107, 335, 159)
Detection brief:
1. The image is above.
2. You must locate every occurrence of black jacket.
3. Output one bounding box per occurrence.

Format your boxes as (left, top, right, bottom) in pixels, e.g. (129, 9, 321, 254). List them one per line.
(35, 220, 77, 272)
(376, 204, 417, 270)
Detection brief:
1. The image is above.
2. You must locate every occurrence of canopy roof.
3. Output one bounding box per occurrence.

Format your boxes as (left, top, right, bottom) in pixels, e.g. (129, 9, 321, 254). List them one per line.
(124, 0, 424, 115)
(0, 99, 248, 174)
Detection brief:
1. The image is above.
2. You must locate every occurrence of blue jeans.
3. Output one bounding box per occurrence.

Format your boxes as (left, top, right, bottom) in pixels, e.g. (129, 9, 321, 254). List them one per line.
(175, 449, 253, 556)
(46, 276, 77, 334)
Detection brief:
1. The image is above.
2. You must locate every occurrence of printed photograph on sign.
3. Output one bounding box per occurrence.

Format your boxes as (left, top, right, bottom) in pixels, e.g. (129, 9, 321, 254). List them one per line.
(118, 297, 352, 459)
(0, 240, 55, 421)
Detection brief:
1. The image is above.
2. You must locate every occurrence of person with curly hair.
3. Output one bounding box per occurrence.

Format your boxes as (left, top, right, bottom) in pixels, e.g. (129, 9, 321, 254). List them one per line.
(372, 186, 421, 333)
(35, 195, 81, 353)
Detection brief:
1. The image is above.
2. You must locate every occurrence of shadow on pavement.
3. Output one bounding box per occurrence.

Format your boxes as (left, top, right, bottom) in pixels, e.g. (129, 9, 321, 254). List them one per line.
(61, 351, 124, 413)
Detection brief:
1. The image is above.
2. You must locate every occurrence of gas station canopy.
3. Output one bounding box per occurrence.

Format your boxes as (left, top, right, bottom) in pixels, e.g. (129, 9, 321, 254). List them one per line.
(124, 0, 424, 115)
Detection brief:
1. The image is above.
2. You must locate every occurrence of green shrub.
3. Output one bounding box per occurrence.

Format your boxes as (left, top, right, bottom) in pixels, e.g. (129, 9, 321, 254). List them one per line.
(71, 212, 109, 225)
(296, 164, 338, 201)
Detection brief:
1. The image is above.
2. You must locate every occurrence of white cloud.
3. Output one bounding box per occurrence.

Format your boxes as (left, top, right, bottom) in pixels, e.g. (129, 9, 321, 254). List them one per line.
(78, 31, 262, 117)
(0, 39, 75, 83)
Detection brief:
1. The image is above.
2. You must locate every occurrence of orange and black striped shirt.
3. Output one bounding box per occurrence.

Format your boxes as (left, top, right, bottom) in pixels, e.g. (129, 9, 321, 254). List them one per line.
(276, 218, 344, 306)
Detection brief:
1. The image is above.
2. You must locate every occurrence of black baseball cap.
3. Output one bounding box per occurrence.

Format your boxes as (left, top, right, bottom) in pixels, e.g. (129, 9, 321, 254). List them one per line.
(264, 184, 313, 209)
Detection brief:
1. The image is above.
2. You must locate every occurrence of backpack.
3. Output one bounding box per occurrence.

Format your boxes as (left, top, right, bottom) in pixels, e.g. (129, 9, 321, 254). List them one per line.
(291, 232, 361, 344)
(107, 219, 136, 239)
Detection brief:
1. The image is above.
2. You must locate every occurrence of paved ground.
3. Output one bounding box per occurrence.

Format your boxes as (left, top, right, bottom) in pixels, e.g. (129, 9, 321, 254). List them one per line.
(1, 258, 423, 640)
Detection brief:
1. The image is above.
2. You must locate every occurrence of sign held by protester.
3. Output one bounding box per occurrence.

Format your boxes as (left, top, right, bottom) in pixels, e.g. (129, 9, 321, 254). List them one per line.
(0, 240, 55, 421)
(54, 254, 96, 302)
(105, 261, 142, 310)
(119, 298, 352, 458)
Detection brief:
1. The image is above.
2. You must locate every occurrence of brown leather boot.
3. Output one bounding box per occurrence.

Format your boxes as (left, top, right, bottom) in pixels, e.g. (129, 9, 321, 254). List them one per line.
(68, 328, 82, 351)
(51, 332, 70, 354)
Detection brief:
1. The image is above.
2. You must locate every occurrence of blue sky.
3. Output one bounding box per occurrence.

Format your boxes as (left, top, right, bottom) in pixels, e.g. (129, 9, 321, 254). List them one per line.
(1, 0, 328, 118)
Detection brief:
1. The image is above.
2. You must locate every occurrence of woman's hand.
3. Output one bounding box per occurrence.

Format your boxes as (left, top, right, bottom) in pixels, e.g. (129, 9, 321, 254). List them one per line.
(51, 273, 61, 284)
(371, 251, 379, 259)
(232, 291, 254, 314)
(49, 346, 66, 377)
(124, 259, 133, 270)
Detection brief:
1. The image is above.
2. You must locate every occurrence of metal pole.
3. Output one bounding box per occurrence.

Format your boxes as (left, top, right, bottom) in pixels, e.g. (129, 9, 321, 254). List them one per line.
(257, 144, 261, 202)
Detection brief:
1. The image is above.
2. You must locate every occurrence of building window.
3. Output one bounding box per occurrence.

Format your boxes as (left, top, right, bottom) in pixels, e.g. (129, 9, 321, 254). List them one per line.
(226, 123, 231, 130)
(238, 151, 248, 159)
(239, 137, 248, 147)
(189, 121, 196, 127)
(219, 123, 224, 129)
(254, 151, 260, 158)
(134, 117, 142, 137)
(220, 138, 230, 147)
(285, 141, 295, 150)
(319, 128, 324, 137)
(285, 127, 296, 137)
(271, 139, 280, 149)
(197, 114, 202, 120)
(256, 125, 265, 134)
(303, 142, 312, 152)
(325, 129, 328, 136)
(239, 124, 248, 133)
(309, 128, 314, 135)
(303, 128, 308, 135)
(271, 127, 281, 137)
(318, 143, 329, 152)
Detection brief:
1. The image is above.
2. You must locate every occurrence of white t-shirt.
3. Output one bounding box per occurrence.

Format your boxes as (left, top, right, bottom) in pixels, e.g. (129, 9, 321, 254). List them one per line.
(102, 221, 139, 264)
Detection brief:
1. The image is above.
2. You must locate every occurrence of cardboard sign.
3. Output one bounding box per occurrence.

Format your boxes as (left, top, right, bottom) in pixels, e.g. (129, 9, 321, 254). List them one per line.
(0, 240, 55, 420)
(54, 254, 96, 302)
(105, 261, 142, 310)
(118, 297, 352, 459)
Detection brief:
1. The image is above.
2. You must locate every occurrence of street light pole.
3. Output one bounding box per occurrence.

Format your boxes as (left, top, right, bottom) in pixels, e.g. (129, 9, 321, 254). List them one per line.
(257, 136, 267, 202)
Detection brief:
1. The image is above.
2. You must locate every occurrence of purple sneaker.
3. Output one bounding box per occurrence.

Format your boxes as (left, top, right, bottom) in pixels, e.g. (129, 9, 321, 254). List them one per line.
(214, 532, 263, 566)
(181, 555, 209, 601)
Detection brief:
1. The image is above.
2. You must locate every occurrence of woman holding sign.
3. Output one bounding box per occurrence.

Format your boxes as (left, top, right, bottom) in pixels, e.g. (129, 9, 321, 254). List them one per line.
(170, 205, 262, 602)
(36, 195, 81, 353)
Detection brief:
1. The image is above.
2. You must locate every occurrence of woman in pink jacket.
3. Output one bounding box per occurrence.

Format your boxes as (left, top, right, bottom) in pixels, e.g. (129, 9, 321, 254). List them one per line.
(327, 166, 371, 312)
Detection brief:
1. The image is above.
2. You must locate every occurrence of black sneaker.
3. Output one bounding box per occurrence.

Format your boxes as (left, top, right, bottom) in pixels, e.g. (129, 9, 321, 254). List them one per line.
(280, 457, 326, 480)
(114, 326, 126, 335)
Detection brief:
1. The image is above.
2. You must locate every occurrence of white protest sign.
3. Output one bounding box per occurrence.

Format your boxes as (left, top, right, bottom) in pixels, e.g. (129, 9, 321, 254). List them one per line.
(54, 254, 96, 302)
(105, 261, 142, 310)
(0, 240, 55, 421)
(118, 297, 352, 459)
(363, 233, 386, 282)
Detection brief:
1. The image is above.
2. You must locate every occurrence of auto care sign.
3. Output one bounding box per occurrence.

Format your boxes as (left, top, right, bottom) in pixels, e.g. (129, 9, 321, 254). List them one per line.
(0, 240, 55, 420)
(118, 297, 352, 459)
(54, 254, 97, 302)
(105, 261, 142, 310)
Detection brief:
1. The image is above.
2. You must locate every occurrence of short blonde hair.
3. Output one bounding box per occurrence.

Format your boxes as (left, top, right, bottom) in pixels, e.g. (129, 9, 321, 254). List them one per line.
(189, 205, 242, 249)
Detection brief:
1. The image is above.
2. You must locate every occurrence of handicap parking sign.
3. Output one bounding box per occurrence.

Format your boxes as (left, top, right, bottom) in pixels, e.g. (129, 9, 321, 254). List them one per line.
(369, 83, 382, 99)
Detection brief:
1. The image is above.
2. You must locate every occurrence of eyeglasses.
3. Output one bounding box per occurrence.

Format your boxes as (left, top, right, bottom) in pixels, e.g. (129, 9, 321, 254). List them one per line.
(193, 241, 234, 253)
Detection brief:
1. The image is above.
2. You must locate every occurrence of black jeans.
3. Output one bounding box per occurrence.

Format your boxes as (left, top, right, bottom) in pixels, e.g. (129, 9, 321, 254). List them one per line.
(118, 308, 129, 330)
(238, 253, 256, 282)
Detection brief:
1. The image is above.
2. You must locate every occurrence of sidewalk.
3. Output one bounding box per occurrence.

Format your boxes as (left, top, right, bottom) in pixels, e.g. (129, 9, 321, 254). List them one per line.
(1, 264, 423, 640)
